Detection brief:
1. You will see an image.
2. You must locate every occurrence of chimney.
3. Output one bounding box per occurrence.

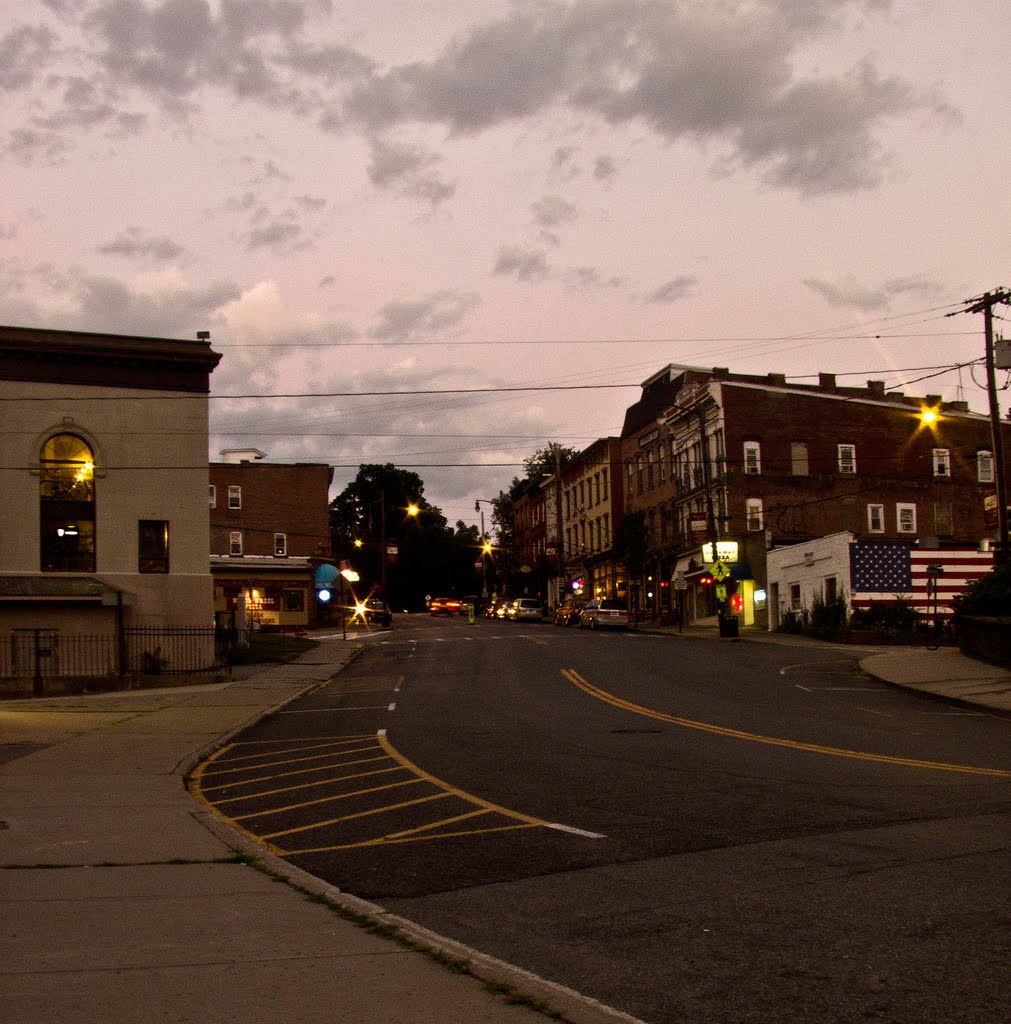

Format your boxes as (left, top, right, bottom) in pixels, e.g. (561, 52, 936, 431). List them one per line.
(867, 380, 885, 397)
(767, 373, 786, 386)
(818, 373, 836, 390)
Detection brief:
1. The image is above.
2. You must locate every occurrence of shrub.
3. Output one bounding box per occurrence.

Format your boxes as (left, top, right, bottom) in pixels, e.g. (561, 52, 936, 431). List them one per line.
(956, 565, 1011, 618)
(850, 597, 920, 634)
(809, 592, 849, 638)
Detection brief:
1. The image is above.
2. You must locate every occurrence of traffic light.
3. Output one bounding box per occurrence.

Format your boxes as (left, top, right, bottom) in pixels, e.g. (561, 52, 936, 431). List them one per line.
(317, 588, 332, 603)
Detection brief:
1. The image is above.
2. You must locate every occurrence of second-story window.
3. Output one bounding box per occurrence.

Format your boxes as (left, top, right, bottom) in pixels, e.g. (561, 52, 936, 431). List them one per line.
(646, 448, 655, 489)
(897, 502, 917, 534)
(209, 484, 216, 508)
(602, 468, 609, 501)
(746, 498, 764, 532)
(791, 441, 809, 476)
(636, 455, 644, 494)
(743, 441, 761, 475)
(867, 504, 884, 533)
(932, 448, 950, 478)
(229, 530, 243, 555)
(977, 451, 994, 483)
(228, 485, 242, 509)
(273, 533, 287, 556)
(837, 444, 857, 475)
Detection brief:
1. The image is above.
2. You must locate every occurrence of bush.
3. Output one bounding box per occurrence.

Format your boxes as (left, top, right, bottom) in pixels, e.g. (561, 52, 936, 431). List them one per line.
(850, 598, 920, 635)
(956, 565, 1011, 618)
(809, 592, 849, 638)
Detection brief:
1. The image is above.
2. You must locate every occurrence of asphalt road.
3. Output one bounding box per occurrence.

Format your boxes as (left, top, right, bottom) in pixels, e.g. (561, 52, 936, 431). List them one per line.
(195, 615, 1011, 1024)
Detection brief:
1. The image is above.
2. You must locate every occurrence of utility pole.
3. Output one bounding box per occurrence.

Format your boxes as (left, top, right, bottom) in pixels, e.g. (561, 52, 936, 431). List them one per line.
(948, 289, 1011, 565)
(555, 446, 565, 609)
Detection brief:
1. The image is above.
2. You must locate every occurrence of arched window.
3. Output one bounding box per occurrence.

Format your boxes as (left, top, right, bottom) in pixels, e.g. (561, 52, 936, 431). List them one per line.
(40, 434, 96, 572)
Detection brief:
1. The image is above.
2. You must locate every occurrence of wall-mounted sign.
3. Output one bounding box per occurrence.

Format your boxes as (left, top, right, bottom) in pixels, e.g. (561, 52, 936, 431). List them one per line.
(702, 541, 739, 562)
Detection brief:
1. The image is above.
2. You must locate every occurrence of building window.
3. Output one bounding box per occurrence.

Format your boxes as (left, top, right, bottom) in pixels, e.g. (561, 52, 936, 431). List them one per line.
(743, 441, 761, 475)
(837, 444, 857, 474)
(39, 433, 96, 573)
(636, 455, 644, 494)
(284, 590, 305, 612)
(977, 451, 994, 483)
(602, 469, 609, 501)
(229, 531, 243, 555)
(209, 484, 216, 508)
(897, 503, 917, 534)
(658, 448, 666, 482)
(228, 485, 242, 509)
(935, 502, 954, 537)
(824, 576, 838, 604)
(646, 448, 655, 489)
(790, 583, 802, 612)
(867, 504, 885, 533)
(603, 513, 610, 547)
(932, 448, 950, 478)
(273, 533, 287, 557)
(746, 498, 764, 532)
(790, 441, 809, 476)
(138, 520, 169, 573)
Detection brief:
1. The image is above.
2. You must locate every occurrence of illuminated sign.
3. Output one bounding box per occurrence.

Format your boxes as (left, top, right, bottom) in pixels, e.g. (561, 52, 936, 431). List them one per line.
(702, 541, 739, 563)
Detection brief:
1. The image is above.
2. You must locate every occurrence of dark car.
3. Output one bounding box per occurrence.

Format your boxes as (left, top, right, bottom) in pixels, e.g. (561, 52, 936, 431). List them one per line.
(578, 598, 629, 630)
(363, 596, 392, 627)
(554, 598, 585, 626)
(430, 596, 463, 616)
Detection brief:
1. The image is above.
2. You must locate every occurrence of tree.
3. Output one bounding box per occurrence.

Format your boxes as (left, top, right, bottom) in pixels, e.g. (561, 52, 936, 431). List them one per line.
(522, 442, 579, 480)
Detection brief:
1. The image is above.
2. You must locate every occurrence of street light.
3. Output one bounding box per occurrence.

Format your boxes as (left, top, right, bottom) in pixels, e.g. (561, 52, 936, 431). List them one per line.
(475, 499, 496, 599)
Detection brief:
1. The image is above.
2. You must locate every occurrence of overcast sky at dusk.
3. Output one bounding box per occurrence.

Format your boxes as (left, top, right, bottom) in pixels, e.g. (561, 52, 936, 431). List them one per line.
(3, 0, 1009, 528)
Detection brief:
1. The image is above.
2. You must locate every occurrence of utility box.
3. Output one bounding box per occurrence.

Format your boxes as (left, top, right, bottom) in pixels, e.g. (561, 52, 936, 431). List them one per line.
(996, 338, 1011, 370)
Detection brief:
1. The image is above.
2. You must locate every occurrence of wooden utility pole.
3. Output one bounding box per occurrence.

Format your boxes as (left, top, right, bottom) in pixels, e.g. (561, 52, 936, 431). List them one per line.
(948, 289, 1011, 564)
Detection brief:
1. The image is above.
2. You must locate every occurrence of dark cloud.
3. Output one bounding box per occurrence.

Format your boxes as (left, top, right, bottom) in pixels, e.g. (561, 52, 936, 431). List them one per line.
(493, 245, 550, 283)
(343, 0, 930, 195)
(804, 273, 941, 311)
(0, 23, 57, 90)
(97, 226, 185, 261)
(0, 263, 241, 337)
(565, 265, 623, 291)
(366, 137, 455, 205)
(592, 154, 616, 180)
(369, 290, 481, 342)
(532, 194, 578, 228)
(645, 276, 697, 304)
(224, 190, 325, 252)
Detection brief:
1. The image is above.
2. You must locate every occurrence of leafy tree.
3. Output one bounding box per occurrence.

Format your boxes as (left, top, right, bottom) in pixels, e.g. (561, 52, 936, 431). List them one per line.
(956, 565, 1011, 617)
(522, 442, 579, 479)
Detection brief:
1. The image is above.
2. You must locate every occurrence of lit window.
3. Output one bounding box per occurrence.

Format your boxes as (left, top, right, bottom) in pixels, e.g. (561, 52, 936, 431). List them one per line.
(867, 504, 884, 533)
(209, 484, 216, 508)
(743, 441, 761, 475)
(746, 498, 764, 532)
(897, 503, 917, 534)
(229, 531, 243, 555)
(138, 520, 169, 574)
(838, 444, 857, 474)
(977, 451, 994, 483)
(228, 485, 241, 509)
(39, 433, 96, 572)
(273, 533, 287, 557)
(932, 448, 950, 478)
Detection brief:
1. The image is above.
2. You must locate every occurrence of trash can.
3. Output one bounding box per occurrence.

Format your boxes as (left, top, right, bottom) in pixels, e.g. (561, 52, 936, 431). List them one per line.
(718, 614, 739, 638)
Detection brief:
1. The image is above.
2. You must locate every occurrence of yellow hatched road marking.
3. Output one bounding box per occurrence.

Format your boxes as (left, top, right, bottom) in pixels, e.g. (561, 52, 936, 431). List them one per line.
(198, 752, 392, 794)
(282, 820, 541, 855)
(212, 764, 408, 806)
(232, 774, 423, 822)
(561, 669, 1011, 777)
(262, 790, 451, 840)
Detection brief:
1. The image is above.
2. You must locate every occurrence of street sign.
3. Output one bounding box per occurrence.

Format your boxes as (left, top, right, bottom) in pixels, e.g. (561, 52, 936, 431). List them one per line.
(672, 572, 687, 591)
(715, 583, 727, 601)
(710, 559, 730, 581)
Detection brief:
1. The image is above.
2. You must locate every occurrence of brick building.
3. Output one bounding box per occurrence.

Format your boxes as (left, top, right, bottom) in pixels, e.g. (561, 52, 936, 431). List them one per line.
(621, 364, 1010, 629)
(209, 451, 333, 629)
(559, 437, 625, 603)
(510, 475, 549, 601)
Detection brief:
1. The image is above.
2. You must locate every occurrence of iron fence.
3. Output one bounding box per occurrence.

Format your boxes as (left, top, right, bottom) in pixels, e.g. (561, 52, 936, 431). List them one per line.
(1, 627, 230, 692)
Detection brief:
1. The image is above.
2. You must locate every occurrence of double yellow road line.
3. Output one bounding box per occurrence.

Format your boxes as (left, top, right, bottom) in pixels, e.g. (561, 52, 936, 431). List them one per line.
(561, 669, 1010, 777)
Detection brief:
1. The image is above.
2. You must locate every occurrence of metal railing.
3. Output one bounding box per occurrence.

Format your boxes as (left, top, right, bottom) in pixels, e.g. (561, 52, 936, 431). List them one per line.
(1, 627, 230, 694)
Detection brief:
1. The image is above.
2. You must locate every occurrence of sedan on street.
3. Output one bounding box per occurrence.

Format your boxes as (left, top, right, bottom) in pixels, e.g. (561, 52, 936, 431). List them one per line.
(578, 598, 629, 630)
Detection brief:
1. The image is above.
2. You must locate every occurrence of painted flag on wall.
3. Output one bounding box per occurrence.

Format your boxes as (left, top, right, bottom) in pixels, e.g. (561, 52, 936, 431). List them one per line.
(849, 542, 994, 615)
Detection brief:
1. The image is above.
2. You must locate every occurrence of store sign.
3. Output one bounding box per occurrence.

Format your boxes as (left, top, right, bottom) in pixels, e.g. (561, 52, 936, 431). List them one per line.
(690, 516, 708, 537)
(702, 541, 739, 563)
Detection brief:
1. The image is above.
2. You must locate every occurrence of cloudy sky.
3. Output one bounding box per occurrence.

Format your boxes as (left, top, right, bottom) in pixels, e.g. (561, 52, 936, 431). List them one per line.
(3, 0, 1009, 527)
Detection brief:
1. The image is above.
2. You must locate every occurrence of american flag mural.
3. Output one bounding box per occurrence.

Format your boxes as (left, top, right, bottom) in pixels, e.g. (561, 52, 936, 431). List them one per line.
(849, 542, 995, 616)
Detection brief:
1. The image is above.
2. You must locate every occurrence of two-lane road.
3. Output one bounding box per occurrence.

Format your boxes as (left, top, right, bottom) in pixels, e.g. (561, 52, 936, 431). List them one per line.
(193, 615, 1010, 1023)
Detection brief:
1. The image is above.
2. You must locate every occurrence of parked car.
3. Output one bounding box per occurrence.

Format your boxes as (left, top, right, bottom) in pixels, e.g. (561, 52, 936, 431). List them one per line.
(430, 596, 463, 616)
(554, 598, 585, 626)
(578, 598, 629, 630)
(495, 599, 513, 619)
(509, 598, 544, 622)
(363, 596, 392, 627)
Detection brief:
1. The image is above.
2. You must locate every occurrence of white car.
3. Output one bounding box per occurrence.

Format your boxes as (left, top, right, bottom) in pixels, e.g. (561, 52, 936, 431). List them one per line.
(509, 598, 544, 622)
(578, 598, 629, 630)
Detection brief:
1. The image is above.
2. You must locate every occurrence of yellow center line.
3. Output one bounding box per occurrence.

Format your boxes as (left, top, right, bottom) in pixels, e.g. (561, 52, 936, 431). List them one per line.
(561, 669, 1010, 777)
(378, 729, 550, 826)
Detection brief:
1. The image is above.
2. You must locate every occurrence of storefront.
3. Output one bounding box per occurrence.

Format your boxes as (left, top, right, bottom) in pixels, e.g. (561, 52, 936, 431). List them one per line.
(211, 555, 318, 631)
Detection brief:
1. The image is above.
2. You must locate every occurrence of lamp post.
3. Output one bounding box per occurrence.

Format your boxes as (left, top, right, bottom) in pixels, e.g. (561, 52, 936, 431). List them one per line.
(475, 499, 496, 599)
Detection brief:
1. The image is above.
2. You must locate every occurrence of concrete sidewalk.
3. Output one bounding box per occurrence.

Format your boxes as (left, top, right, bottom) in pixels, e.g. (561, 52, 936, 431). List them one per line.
(1, 638, 644, 1024)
